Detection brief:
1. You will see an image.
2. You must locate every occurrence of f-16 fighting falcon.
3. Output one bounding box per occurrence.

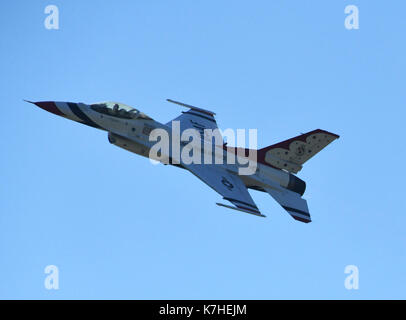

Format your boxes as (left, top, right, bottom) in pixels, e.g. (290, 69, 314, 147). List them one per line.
(26, 99, 339, 223)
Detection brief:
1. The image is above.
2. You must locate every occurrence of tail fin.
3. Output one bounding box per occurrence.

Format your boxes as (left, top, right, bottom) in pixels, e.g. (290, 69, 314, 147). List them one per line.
(257, 129, 339, 173)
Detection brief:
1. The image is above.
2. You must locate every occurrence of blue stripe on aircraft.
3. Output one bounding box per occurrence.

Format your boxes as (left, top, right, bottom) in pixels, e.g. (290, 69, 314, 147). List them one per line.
(67, 103, 102, 129)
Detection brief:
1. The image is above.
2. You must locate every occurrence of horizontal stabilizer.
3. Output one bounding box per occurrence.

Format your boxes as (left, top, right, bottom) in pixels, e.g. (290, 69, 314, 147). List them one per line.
(265, 187, 311, 223)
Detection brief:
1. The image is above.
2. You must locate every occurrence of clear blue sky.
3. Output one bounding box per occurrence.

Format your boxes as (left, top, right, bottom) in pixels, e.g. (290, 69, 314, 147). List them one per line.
(1, 0, 405, 299)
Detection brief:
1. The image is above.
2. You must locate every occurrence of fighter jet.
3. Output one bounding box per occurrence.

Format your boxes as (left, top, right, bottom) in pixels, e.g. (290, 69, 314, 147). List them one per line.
(26, 99, 339, 223)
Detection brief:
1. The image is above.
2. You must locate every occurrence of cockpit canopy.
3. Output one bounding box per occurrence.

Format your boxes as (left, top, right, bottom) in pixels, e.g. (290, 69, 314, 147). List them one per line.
(90, 102, 152, 120)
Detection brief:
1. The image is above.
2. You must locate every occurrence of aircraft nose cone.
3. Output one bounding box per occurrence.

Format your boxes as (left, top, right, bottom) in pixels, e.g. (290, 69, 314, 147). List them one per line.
(26, 100, 65, 116)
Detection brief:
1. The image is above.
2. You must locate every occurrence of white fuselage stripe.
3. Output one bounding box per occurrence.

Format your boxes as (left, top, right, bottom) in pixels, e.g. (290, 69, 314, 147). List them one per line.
(55, 101, 83, 123)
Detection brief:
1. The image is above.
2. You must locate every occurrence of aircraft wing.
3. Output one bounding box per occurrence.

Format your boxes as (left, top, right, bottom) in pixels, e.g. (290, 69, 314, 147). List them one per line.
(186, 163, 265, 217)
(166, 99, 220, 141)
